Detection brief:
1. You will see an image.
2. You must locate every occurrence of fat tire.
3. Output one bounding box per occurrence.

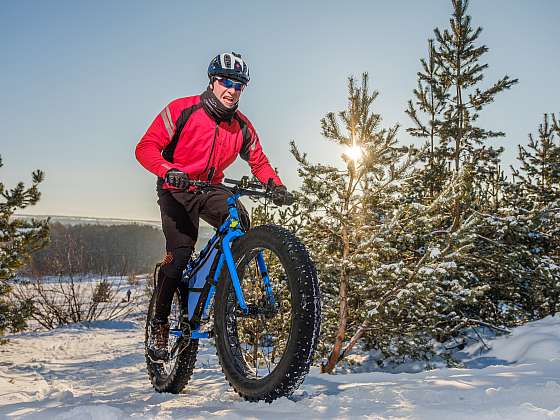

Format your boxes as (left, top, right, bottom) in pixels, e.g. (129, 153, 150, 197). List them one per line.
(145, 279, 199, 394)
(214, 224, 321, 403)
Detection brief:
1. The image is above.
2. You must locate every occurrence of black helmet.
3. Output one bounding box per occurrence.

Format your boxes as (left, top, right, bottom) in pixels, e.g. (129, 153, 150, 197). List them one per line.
(208, 52, 250, 85)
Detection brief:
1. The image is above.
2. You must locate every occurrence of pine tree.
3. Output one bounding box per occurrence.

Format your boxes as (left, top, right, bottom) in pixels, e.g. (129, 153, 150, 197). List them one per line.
(489, 113, 560, 320)
(0, 155, 49, 338)
(341, 162, 505, 366)
(291, 73, 417, 373)
(408, 0, 517, 219)
(511, 113, 560, 207)
(406, 39, 450, 201)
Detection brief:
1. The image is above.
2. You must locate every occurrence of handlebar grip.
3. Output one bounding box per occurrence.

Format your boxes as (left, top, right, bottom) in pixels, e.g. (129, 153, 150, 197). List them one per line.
(224, 177, 264, 190)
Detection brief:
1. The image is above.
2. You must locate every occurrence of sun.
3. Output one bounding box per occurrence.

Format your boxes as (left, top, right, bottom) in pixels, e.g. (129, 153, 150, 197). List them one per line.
(344, 144, 363, 163)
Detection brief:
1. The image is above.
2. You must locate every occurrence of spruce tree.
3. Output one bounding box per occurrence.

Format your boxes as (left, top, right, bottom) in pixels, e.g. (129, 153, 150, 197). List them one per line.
(386, 0, 524, 362)
(291, 73, 417, 373)
(408, 0, 517, 218)
(511, 113, 560, 207)
(490, 113, 560, 320)
(334, 165, 483, 365)
(406, 39, 450, 201)
(0, 155, 49, 338)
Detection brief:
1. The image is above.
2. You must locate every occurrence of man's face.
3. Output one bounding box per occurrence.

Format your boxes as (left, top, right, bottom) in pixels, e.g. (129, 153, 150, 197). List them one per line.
(211, 78, 244, 108)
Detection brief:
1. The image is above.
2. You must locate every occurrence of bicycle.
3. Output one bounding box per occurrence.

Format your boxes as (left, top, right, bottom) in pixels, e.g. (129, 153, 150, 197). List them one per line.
(145, 177, 321, 403)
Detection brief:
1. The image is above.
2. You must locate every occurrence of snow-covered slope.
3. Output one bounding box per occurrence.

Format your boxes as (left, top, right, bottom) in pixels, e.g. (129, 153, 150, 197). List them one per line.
(1, 317, 560, 419)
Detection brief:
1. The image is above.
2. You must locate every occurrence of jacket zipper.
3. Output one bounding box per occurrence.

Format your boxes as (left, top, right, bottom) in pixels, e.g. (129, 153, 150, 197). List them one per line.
(202, 123, 219, 181)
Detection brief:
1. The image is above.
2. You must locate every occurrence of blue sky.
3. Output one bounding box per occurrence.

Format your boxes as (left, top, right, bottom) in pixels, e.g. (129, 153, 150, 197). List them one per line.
(1, 0, 559, 220)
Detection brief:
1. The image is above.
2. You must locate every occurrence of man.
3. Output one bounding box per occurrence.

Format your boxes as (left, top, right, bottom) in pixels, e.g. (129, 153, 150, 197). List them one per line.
(136, 52, 289, 361)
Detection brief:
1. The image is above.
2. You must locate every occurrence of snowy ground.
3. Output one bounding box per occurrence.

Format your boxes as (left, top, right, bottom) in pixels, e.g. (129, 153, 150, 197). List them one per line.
(1, 317, 560, 419)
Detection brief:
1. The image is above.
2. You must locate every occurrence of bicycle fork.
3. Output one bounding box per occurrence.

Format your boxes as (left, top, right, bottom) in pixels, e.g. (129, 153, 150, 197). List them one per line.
(222, 230, 276, 314)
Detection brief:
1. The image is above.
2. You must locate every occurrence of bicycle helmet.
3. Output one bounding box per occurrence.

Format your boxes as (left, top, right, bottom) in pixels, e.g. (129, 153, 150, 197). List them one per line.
(208, 52, 250, 85)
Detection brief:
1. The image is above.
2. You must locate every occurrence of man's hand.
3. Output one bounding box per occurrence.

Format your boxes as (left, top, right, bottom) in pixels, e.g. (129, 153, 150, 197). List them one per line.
(165, 169, 190, 189)
(272, 185, 294, 206)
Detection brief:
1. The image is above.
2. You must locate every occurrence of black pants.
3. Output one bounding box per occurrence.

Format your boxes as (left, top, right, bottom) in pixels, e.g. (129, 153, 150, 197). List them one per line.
(153, 188, 249, 321)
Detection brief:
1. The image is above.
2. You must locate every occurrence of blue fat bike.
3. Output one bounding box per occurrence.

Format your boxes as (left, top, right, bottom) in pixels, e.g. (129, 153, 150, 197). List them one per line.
(145, 177, 321, 403)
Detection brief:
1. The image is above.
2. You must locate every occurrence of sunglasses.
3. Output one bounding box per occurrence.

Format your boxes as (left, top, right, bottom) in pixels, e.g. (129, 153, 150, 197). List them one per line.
(215, 77, 246, 92)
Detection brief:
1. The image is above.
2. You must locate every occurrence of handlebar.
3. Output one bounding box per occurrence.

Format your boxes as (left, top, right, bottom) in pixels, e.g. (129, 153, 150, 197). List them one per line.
(187, 176, 294, 205)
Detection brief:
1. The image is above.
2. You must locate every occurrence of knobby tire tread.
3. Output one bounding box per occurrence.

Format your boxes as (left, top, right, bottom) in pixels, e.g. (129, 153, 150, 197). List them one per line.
(214, 224, 321, 403)
(145, 284, 199, 394)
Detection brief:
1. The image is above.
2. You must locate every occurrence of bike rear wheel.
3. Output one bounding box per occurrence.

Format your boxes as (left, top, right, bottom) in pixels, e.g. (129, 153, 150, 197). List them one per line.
(145, 272, 198, 394)
(214, 224, 321, 403)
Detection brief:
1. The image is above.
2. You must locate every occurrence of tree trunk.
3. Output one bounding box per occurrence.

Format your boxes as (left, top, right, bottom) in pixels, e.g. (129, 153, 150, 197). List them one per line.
(451, 49, 464, 232)
(337, 318, 369, 364)
(321, 225, 350, 373)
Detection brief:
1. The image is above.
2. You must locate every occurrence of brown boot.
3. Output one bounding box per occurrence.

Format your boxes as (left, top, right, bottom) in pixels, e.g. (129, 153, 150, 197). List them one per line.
(148, 320, 170, 362)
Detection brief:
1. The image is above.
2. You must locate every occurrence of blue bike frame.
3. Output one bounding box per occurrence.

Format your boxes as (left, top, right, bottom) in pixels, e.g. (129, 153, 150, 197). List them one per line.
(169, 192, 275, 340)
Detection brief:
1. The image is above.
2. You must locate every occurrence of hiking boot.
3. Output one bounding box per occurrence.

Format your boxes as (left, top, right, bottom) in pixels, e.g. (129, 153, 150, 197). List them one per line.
(148, 320, 170, 362)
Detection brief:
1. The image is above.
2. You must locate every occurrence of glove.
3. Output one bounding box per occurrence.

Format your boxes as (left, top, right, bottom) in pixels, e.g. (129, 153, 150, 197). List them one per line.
(165, 169, 190, 189)
(272, 185, 294, 206)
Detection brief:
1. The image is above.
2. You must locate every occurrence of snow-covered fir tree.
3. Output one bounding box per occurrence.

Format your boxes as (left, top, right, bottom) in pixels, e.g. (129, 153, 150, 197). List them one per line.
(290, 73, 418, 372)
(481, 114, 560, 322)
(366, 0, 524, 362)
(0, 155, 49, 339)
(344, 166, 487, 365)
(407, 0, 517, 216)
(511, 113, 560, 208)
(471, 203, 560, 323)
(405, 39, 450, 202)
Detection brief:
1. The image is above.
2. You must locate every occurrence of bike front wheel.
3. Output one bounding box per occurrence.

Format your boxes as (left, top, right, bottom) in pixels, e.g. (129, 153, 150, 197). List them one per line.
(214, 224, 321, 403)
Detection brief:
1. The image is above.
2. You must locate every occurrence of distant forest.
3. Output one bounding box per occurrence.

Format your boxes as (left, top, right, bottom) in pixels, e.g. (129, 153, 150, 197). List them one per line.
(22, 222, 165, 276)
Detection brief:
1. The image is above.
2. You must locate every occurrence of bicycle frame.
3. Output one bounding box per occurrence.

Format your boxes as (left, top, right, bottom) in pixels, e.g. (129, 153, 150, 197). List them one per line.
(169, 192, 275, 341)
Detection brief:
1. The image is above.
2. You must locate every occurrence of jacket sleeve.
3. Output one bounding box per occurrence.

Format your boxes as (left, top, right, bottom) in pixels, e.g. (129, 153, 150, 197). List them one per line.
(240, 123, 283, 186)
(135, 104, 179, 179)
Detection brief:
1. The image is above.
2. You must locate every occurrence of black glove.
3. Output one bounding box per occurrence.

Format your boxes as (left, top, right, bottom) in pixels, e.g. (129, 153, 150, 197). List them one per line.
(165, 169, 190, 189)
(272, 185, 294, 206)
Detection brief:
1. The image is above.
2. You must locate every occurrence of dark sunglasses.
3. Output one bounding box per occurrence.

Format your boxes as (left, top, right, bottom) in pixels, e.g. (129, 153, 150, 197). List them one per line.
(215, 77, 246, 92)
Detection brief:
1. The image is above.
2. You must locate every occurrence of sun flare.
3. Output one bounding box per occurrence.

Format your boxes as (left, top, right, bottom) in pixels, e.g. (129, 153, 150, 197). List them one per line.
(344, 144, 363, 162)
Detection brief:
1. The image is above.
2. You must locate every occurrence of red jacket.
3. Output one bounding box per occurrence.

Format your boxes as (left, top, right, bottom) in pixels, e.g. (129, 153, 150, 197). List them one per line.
(136, 95, 283, 189)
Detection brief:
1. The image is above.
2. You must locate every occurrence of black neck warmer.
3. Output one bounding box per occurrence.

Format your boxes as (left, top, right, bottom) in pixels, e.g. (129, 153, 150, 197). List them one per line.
(201, 87, 238, 123)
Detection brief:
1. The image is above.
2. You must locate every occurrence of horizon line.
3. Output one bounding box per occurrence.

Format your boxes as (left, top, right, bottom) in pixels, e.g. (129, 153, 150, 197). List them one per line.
(13, 213, 160, 224)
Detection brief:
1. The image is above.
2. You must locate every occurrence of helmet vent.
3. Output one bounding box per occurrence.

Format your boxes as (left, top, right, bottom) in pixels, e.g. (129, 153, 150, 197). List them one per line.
(223, 54, 232, 69)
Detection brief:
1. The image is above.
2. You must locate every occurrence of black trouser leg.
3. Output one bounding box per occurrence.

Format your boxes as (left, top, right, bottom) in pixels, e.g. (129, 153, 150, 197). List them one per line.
(153, 247, 194, 322)
(154, 188, 199, 323)
(153, 187, 250, 322)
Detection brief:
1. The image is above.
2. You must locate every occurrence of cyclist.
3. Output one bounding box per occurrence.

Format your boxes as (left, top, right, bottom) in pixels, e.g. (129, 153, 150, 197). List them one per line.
(136, 52, 290, 361)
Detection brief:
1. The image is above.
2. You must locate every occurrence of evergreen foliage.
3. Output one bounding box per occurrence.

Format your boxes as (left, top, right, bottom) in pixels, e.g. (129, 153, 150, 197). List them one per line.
(353, 166, 488, 364)
(405, 39, 450, 201)
(251, 0, 553, 371)
(486, 113, 560, 321)
(511, 113, 560, 207)
(406, 0, 518, 212)
(290, 73, 418, 372)
(471, 204, 560, 323)
(0, 155, 49, 337)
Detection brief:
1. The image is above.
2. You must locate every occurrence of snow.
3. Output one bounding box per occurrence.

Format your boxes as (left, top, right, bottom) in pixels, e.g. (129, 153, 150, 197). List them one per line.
(429, 247, 441, 258)
(462, 315, 560, 365)
(2, 317, 560, 419)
